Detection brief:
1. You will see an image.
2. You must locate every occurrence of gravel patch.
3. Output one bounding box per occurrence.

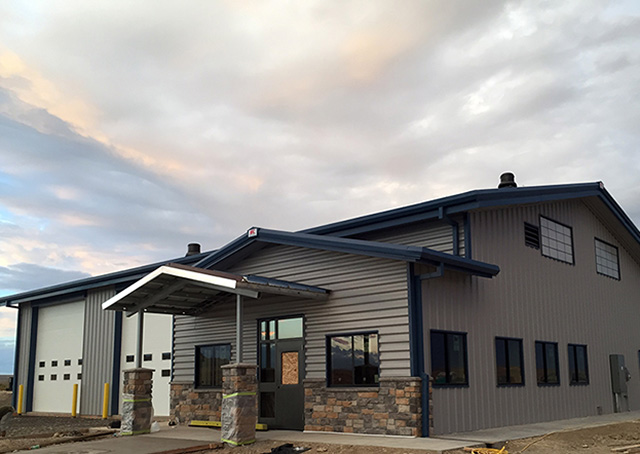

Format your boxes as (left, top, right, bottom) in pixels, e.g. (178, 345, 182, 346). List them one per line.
(2, 414, 116, 438)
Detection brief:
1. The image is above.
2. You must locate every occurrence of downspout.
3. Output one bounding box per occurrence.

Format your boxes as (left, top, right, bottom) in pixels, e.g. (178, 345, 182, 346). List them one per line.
(11, 305, 21, 410)
(439, 207, 459, 256)
(26, 307, 39, 412)
(407, 264, 429, 437)
(110, 311, 123, 415)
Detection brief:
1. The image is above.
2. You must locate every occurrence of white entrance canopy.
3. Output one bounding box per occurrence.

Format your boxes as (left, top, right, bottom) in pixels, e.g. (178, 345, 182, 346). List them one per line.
(102, 263, 329, 366)
(101, 263, 329, 317)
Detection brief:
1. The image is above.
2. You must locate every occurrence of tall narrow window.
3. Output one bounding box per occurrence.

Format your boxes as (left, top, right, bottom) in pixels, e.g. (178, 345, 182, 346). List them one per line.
(327, 332, 379, 387)
(195, 344, 231, 388)
(568, 344, 589, 385)
(540, 216, 574, 264)
(495, 337, 524, 386)
(595, 238, 620, 280)
(431, 330, 468, 386)
(535, 341, 559, 385)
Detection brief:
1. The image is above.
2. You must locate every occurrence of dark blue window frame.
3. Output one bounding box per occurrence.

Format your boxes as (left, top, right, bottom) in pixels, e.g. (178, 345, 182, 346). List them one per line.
(326, 331, 380, 387)
(568, 344, 589, 385)
(431, 330, 469, 387)
(195, 344, 231, 389)
(535, 341, 560, 385)
(495, 337, 524, 386)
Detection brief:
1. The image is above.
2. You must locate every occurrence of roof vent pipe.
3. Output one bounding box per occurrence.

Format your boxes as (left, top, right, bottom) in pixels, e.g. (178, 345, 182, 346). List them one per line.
(186, 243, 201, 256)
(498, 172, 517, 188)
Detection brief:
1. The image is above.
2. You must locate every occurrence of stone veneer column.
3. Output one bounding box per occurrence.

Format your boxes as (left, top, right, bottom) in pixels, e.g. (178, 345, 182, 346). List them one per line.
(121, 368, 154, 436)
(221, 363, 257, 447)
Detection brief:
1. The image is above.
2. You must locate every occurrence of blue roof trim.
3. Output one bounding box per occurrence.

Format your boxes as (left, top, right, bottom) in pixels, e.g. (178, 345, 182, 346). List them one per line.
(0, 251, 212, 306)
(193, 233, 258, 269)
(249, 228, 499, 278)
(301, 182, 640, 245)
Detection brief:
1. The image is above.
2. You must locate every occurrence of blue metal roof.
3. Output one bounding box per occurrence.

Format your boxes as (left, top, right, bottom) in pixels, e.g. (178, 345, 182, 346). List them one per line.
(196, 228, 500, 278)
(302, 182, 640, 246)
(5, 180, 638, 306)
(0, 250, 212, 306)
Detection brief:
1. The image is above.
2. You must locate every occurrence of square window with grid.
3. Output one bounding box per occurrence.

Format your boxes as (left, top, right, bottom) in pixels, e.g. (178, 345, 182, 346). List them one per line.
(540, 216, 574, 264)
(595, 238, 620, 279)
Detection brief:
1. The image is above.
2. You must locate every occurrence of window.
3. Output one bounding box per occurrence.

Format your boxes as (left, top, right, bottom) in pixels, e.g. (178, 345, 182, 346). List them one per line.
(50, 374, 57, 381)
(126, 355, 134, 363)
(568, 344, 589, 385)
(38, 375, 44, 381)
(495, 337, 524, 386)
(64, 359, 71, 366)
(78, 358, 83, 366)
(162, 352, 171, 360)
(327, 332, 379, 387)
(161, 369, 171, 377)
(259, 317, 304, 383)
(77, 373, 82, 380)
(595, 239, 620, 279)
(195, 344, 231, 388)
(143, 354, 152, 361)
(63, 374, 70, 381)
(38, 361, 45, 368)
(535, 341, 559, 385)
(51, 360, 58, 367)
(524, 223, 540, 249)
(431, 330, 468, 386)
(540, 216, 574, 264)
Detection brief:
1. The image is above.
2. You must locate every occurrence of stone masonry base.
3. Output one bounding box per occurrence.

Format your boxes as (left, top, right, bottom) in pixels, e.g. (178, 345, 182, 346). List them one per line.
(170, 383, 222, 423)
(171, 376, 432, 437)
(304, 377, 424, 437)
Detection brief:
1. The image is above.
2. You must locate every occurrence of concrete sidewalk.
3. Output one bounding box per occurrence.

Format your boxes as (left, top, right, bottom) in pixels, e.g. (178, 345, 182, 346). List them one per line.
(13, 410, 640, 454)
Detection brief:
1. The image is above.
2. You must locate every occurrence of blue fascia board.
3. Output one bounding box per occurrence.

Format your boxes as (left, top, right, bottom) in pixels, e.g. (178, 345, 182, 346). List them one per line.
(0, 251, 212, 306)
(193, 234, 254, 269)
(254, 228, 499, 277)
(302, 182, 614, 238)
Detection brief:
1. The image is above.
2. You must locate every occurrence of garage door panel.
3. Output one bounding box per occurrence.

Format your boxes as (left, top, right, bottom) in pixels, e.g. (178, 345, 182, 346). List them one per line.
(34, 301, 85, 413)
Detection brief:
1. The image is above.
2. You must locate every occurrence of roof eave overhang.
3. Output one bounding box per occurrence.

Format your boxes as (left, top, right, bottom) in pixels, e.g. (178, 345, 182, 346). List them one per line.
(102, 264, 330, 316)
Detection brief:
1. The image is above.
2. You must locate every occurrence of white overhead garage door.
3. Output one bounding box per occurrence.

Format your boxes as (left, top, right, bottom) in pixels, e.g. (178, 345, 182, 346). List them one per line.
(120, 313, 172, 416)
(33, 300, 85, 413)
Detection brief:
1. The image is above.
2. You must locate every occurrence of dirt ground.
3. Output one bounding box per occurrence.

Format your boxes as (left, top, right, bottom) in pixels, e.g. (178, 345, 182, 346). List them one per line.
(0, 392, 11, 408)
(2, 415, 640, 453)
(447, 420, 640, 454)
(172, 420, 640, 454)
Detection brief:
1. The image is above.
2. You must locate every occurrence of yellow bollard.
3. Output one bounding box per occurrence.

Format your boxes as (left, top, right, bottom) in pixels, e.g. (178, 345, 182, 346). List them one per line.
(71, 384, 78, 417)
(102, 383, 109, 419)
(17, 384, 23, 415)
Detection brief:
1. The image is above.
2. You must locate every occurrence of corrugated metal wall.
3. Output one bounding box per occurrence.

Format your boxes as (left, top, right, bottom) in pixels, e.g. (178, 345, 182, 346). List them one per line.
(80, 286, 116, 415)
(173, 246, 410, 383)
(357, 218, 465, 256)
(424, 200, 640, 434)
(16, 303, 32, 396)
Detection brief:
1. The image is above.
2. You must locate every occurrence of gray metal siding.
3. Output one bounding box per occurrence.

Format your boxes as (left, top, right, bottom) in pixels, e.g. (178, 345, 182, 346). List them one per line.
(80, 286, 116, 415)
(173, 246, 410, 383)
(357, 218, 465, 256)
(424, 200, 640, 434)
(16, 303, 32, 396)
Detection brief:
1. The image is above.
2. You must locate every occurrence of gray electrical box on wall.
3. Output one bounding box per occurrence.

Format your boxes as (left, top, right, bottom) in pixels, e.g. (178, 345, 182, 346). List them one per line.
(609, 354, 630, 412)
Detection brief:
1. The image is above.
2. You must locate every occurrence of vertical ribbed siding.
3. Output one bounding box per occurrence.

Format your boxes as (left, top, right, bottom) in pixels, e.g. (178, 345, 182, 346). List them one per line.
(80, 286, 116, 415)
(16, 304, 32, 396)
(425, 200, 640, 434)
(173, 246, 410, 383)
(357, 218, 465, 256)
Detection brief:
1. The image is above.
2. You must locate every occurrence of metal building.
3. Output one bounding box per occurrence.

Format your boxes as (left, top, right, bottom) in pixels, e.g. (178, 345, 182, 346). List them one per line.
(4, 175, 640, 436)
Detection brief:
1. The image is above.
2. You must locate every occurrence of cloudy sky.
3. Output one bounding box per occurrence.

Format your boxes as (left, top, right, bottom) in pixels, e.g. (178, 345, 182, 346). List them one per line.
(0, 1, 639, 373)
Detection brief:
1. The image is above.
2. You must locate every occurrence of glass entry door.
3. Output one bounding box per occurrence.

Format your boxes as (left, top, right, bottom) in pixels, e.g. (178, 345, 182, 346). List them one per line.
(258, 317, 304, 430)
